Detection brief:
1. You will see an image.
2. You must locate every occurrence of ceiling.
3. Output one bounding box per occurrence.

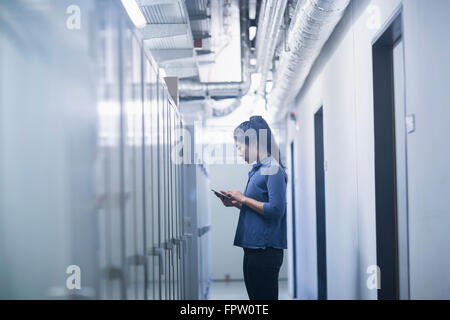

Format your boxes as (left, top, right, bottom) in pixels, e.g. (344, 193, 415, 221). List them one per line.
(136, 0, 212, 80)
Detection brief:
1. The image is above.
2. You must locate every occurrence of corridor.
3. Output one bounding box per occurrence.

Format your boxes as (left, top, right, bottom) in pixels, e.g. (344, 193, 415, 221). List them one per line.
(1, 0, 449, 300)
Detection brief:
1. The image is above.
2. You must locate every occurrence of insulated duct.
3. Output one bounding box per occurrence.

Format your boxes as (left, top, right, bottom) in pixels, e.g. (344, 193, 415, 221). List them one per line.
(268, 0, 351, 120)
(255, 0, 288, 94)
(210, 98, 242, 117)
(178, 60, 251, 99)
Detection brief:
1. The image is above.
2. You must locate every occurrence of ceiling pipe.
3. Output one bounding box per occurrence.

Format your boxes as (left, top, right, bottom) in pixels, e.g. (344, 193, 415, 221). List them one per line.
(255, 0, 271, 69)
(255, 0, 288, 94)
(210, 98, 243, 117)
(178, 0, 251, 105)
(268, 0, 351, 120)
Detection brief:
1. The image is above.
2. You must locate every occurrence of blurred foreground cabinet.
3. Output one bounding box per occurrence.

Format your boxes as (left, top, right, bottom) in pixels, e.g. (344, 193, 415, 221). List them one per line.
(0, 0, 187, 300)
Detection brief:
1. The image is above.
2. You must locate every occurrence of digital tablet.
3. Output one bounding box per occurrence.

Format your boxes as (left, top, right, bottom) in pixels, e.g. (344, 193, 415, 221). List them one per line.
(211, 189, 232, 200)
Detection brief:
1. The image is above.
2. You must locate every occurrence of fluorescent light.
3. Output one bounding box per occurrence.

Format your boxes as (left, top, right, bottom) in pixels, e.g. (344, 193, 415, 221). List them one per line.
(249, 26, 257, 41)
(121, 0, 146, 28)
(159, 67, 167, 78)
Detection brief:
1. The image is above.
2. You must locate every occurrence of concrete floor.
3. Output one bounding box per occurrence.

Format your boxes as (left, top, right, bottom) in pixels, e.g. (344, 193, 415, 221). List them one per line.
(209, 279, 292, 300)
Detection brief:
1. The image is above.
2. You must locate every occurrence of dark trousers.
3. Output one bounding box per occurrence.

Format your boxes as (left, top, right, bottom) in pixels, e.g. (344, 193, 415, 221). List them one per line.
(243, 247, 284, 300)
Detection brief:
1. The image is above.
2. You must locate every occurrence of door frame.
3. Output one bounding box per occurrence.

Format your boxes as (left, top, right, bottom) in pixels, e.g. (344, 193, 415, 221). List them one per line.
(371, 7, 410, 300)
(314, 106, 327, 300)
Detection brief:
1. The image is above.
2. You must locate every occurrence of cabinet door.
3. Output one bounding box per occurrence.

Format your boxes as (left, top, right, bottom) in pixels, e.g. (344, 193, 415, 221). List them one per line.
(168, 104, 175, 299)
(121, 24, 134, 300)
(163, 94, 171, 299)
(96, 1, 125, 299)
(144, 54, 157, 300)
(150, 62, 164, 300)
(178, 116, 185, 299)
(179, 122, 186, 299)
(172, 109, 181, 299)
(122, 24, 148, 300)
(158, 84, 167, 299)
(129, 34, 146, 300)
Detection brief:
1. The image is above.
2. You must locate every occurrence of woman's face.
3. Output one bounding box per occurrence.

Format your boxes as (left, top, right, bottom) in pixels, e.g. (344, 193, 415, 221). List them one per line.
(235, 140, 249, 163)
(235, 139, 260, 164)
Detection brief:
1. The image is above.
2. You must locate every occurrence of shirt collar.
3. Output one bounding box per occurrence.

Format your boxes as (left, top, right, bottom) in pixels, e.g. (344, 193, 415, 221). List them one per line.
(252, 155, 272, 170)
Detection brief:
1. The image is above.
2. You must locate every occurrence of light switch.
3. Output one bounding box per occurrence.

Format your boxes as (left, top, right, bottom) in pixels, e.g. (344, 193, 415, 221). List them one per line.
(406, 114, 416, 134)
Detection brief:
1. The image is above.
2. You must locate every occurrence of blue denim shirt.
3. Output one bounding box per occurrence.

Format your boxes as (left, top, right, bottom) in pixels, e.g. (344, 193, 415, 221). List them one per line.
(233, 156, 287, 249)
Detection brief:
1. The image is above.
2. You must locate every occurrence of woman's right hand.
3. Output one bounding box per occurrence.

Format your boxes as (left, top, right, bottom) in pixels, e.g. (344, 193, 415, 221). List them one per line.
(219, 191, 242, 209)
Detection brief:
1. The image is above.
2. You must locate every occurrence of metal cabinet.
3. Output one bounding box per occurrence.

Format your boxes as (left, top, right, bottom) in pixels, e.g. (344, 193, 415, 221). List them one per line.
(96, 0, 187, 300)
(0, 0, 188, 300)
(183, 126, 213, 300)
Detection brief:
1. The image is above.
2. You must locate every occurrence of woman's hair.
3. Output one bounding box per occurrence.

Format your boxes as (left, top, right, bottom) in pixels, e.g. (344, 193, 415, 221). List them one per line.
(233, 116, 286, 170)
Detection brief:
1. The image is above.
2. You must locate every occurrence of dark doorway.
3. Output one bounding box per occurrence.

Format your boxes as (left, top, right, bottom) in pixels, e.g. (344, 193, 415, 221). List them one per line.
(372, 12, 403, 300)
(314, 107, 327, 300)
(290, 142, 298, 299)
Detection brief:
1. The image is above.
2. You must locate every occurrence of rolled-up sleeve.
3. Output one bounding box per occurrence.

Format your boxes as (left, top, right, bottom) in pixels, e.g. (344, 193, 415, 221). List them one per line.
(262, 169, 287, 220)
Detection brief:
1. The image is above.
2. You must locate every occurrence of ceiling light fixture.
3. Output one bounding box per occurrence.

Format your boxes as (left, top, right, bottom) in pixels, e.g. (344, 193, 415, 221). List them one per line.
(249, 26, 257, 41)
(121, 0, 146, 28)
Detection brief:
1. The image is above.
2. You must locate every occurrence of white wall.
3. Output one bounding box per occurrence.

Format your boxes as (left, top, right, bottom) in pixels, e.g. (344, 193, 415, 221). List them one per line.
(285, 0, 450, 299)
(402, 0, 450, 299)
(208, 163, 288, 281)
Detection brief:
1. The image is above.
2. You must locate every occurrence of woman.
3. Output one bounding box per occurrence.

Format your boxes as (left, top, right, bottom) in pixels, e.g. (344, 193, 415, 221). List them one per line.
(216, 115, 287, 300)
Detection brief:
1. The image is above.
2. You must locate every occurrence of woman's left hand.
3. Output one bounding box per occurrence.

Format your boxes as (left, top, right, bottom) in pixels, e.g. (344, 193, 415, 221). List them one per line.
(226, 190, 246, 203)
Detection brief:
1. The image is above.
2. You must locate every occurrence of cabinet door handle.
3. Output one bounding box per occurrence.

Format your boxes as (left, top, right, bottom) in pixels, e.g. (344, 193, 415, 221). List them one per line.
(163, 241, 174, 250)
(148, 247, 164, 275)
(172, 237, 182, 259)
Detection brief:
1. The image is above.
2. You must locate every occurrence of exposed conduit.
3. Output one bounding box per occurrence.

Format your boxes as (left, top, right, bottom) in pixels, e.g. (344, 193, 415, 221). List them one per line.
(255, 0, 288, 95)
(268, 0, 351, 120)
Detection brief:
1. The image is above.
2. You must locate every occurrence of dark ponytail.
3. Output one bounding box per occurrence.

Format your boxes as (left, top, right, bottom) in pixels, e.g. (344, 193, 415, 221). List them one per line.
(233, 116, 286, 170)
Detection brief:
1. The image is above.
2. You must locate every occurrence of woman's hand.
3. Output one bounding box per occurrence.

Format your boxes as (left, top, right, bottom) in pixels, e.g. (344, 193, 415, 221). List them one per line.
(226, 190, 266, 216)
(218, 190, 242, 209)
(224, 190, 246, 204)
(214, 191, 241, 209)
(219, 197, 242, 209)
